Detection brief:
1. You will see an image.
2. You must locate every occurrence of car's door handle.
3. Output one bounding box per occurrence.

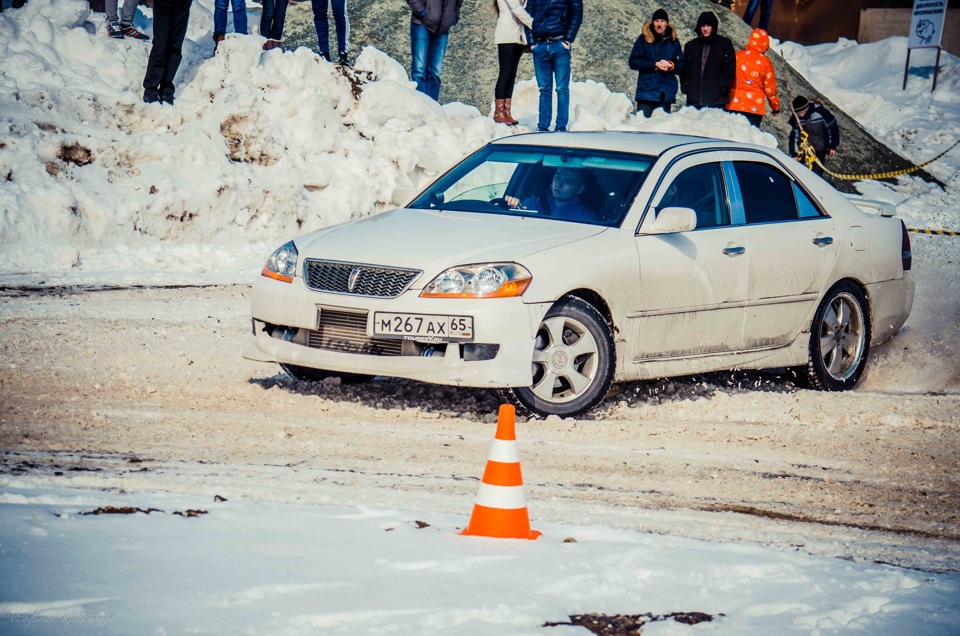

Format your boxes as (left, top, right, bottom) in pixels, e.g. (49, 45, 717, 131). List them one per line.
(813, 236, 834, 246)
(722, 246, 746, 256)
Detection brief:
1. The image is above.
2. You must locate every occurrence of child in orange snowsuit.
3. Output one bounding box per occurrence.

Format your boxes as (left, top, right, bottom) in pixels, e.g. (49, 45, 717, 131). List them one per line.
(727, 28, 780, 127)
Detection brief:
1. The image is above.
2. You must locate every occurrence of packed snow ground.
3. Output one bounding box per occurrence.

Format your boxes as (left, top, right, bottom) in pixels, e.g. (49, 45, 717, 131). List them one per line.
(1, 1, 959, 634)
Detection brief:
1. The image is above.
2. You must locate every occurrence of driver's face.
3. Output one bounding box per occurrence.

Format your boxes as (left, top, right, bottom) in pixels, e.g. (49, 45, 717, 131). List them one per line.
(552, 169, 584, 203)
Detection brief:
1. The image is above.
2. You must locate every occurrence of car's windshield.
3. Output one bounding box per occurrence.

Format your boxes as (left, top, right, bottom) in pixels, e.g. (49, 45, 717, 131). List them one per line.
(408, 145, 655, 227)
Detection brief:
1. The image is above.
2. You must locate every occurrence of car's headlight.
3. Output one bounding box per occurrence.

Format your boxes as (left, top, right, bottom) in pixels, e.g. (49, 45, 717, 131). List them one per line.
(261, 241, 298, 283)
(420, 263, 531, 298)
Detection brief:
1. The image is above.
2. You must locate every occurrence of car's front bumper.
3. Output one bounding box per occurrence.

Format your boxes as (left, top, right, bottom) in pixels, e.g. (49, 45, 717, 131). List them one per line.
(243, 275, 551, 387)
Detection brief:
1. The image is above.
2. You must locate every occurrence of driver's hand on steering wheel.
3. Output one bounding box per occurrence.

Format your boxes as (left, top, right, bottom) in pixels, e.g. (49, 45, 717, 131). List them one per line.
(504, 195, 521, 208)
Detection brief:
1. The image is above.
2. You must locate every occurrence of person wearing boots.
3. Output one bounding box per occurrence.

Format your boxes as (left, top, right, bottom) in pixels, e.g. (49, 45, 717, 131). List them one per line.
(726, 28, 779, 127)
(492, 0, 533, 125)
(788, 95, 839, 177)
(681, 11, 735, 110)
(213, 0, 248, 52)
(405, 0, 464, 102)
(524, 0, 583, 132)
(142, 0, 193, 105)
(628, 8, 686, 117)
(312, 0, 350, 65)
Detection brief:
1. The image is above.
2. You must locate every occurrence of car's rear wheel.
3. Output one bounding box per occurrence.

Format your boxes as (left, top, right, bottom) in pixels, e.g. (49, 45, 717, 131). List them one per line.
(280, 363, 372, 384)
(503, 297, 615, 418)
(799, 281, 870, 391)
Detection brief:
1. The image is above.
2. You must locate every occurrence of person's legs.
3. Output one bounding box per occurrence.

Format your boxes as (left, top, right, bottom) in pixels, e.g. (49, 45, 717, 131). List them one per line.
(743, 0, 759, 25)
(119, 0, 139, 26)
(532, 43, 554, 131)
(553, 42, 571, 131)
(758, 0, 773, 31)
(260, 0, 274, 39)
(659, 99, 672, 114)
(267, 0, 288, 41)
(636, 100, 656, 118)
(311, 0, 330, 56)
(159, 0, 193, 101)
(214, 0, 228, 35)
(744, 112, 763, 127)
(231, 0, 248, 34)
(331, 0, 348, 56)
(143, 0, 173, 99)
(495, 43, 522, 100)
(105, 0, 120, 24)
(424, 30, 448, 101)
(410, 22, 430, 96)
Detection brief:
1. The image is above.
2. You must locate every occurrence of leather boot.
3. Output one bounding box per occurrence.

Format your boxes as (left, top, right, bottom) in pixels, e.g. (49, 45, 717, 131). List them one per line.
(493, 99, 511, 124)
(503, 98, 519, 125)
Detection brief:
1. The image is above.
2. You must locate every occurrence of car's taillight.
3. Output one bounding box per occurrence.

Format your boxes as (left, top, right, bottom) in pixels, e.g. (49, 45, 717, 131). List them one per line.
(900, 220, 912, 271)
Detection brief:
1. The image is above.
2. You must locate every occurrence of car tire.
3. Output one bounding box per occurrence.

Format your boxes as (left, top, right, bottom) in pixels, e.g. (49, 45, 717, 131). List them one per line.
(799, 280, 870, 391)
(502, 296, 615, 418)
(280, 363, 372, 384)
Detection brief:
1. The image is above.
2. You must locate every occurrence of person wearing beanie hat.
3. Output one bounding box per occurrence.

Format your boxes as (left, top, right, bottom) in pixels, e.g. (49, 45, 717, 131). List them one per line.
(788, 95, 840, 176)
(681, 11, 736, 109)
(628, 8, 687, 117)
(726, 28, 780, 128)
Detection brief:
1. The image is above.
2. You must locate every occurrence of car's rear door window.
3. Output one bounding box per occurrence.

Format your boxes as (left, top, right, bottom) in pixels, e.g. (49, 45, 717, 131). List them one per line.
(734, 162, 798, 224)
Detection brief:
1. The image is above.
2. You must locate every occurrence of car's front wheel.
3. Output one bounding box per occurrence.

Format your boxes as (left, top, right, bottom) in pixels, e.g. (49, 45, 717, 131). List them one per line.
(503, 297, 615, 418)
(280, 364, 372, 384)
(800, 281, 871, 391)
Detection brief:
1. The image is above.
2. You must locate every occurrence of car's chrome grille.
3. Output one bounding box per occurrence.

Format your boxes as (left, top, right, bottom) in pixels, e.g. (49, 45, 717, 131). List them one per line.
(307, 309, 402, 356)
(303, 259, 420, 298)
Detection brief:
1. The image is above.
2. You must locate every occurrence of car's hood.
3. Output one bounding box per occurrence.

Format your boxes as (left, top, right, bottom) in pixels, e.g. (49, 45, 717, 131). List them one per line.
(296, 208, 606, 285)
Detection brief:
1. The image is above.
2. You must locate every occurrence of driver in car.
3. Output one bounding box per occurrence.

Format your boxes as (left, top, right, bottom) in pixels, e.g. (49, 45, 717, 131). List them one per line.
(504, 168, 594, 222)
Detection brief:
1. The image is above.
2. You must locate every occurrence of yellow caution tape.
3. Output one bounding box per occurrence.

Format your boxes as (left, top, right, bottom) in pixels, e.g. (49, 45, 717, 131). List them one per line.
(906, 227, 960, 236)
(799, 134, 960, 181)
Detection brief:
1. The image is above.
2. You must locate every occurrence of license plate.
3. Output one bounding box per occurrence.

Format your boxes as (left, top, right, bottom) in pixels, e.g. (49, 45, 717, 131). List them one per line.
(373, 312, 474, 342)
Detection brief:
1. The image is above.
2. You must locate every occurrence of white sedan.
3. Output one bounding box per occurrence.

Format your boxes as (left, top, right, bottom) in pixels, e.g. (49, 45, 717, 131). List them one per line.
(244, 132, 914, 418)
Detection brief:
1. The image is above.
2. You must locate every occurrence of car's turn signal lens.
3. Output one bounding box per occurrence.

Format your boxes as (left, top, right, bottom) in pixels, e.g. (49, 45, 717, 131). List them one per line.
(420, 263, 532, 298)
(262, 241, 298, 283)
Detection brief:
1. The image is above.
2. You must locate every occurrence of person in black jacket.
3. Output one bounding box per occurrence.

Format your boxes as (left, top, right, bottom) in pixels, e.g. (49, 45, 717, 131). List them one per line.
(142, 0, 194, 105)
(405, 0, 464, 101)
(523, 0, 583, 132)
(788, 95, 840, 177)
(628, 8, 686, 117)
(681, 11, 735, 109)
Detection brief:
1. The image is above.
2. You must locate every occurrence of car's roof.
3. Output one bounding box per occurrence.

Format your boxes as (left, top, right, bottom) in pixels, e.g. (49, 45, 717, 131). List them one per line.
(491, 131, 764, 157)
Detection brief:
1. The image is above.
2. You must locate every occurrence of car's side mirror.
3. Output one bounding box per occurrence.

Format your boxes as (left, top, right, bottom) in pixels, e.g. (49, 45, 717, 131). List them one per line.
(653, 207, 697, 233)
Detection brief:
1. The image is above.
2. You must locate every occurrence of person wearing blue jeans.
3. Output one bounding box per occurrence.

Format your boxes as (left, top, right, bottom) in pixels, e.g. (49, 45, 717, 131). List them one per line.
(312, 0, 349, 64)
(260, 0, 288, 50)
(405, 0, 463, 102)
(524, 0, 583, 132)
(743, 0, 773, 32)
(213, 0, 248, 50)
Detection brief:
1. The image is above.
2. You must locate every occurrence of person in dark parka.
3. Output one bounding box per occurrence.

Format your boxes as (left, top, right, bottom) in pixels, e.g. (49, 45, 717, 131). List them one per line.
(628, 8, 686, 117)
(681, 10, 736, 109)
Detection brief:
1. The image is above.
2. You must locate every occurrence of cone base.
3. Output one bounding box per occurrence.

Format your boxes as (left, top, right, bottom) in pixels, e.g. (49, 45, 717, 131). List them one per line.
(460, 504, 541, 540)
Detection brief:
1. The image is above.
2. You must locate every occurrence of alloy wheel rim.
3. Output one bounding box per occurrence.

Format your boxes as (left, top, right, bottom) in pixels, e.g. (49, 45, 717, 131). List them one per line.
(530, 316, 599, 403)
(818, 292, 866, 381)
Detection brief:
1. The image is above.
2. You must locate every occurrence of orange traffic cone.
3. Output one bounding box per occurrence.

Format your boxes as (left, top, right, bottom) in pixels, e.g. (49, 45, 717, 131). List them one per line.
(461, 404, 541, 540)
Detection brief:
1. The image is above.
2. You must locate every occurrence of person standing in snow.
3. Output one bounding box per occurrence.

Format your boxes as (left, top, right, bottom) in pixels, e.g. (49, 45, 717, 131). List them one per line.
(105, 0, 151, 40)
(628, 8, 686, 117)
(788, 95, 840, 177)
(524, 0, 583, 132)
(492, 0, 533, 125)
(260, 0, 288, 51)
(681, 11, 735, 110)
(212, 0, 248, 52)
(726, 28, 779, 127)
(312, 0, 350, 65)
(742, 0, 773, 32)
(142, 0, 193, 105)
(405, 0, 464, 102)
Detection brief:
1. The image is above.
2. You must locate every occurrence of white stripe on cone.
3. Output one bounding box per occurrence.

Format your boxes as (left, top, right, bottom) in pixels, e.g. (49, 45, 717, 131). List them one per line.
(487, 439, 521, 463)
(475, 483, 528, 510)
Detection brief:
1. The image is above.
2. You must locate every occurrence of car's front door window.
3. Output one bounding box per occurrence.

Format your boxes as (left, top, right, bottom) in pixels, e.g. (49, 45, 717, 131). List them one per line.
(657, 163, 730, 229)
